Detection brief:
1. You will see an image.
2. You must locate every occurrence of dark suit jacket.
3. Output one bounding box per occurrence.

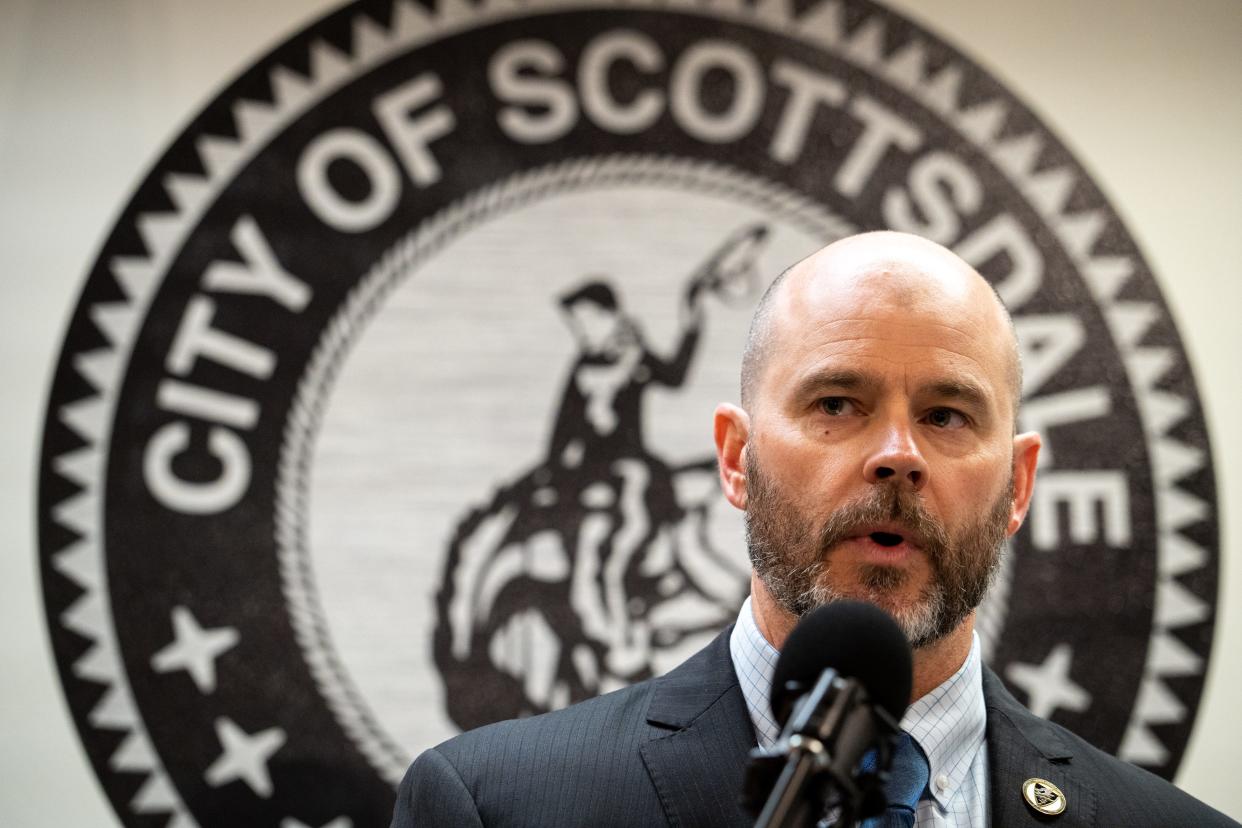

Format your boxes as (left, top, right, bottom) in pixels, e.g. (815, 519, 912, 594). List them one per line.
(392, 629, 1235, 826)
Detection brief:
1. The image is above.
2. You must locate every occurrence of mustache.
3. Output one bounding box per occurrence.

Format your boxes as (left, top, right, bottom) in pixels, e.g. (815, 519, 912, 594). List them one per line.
(815, 483, 950, 560)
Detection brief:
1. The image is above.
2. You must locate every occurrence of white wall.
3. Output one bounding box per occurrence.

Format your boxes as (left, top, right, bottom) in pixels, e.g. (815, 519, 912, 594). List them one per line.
(1, 1, 1238, 823)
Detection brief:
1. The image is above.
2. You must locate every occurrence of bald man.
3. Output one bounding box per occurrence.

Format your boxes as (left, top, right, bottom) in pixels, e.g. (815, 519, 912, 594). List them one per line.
(392, 233, 1234, 827)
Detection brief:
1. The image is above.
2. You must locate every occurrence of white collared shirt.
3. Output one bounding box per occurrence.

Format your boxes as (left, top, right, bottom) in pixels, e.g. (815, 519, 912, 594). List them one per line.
(730, 597, 990, 826)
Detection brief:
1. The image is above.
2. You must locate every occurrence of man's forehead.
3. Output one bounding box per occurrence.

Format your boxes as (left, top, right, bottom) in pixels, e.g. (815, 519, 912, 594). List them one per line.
(787, 243, 984, 313)
(777, 275, 1000, 353)
(794, 232, 997, 321)
(795, 316, 994, 363)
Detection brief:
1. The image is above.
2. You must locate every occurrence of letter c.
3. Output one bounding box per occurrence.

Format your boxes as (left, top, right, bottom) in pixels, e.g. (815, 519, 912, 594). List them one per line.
(143, 421, 251, 514)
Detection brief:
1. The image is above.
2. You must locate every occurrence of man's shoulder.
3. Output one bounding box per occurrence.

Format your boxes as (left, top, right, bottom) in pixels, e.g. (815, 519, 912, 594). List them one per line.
(429, 626, 740, 770)
(392, 630, 744, 827)
(392, 680, 667, 828)
(982, 667, 1236, 825)
(432, 676, 662, 768)
(1047, 721, 1234, 824)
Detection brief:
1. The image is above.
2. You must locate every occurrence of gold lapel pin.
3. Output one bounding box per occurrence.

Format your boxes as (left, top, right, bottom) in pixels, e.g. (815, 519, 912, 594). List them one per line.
(1022, 777, 1067, 816)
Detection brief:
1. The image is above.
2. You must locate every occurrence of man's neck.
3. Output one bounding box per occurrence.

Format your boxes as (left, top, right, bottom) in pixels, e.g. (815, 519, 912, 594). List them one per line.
(749, 575, 975, 703)
(908, 619, 975, 700)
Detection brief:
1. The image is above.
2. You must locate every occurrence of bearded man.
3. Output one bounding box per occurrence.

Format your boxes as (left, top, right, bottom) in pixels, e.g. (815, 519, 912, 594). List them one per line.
(392, 232, 1234, 827)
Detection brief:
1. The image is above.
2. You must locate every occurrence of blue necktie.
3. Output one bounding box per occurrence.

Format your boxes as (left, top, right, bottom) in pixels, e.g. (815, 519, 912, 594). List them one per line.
(861, 733, 930, 828)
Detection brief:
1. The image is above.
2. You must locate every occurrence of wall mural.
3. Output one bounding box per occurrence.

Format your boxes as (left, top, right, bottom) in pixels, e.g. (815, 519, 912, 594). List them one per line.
(37, 0, 1219, 825)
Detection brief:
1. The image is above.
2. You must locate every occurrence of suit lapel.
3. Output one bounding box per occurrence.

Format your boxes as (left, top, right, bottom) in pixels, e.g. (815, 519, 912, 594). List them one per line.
(638, 632, 1110, 827)
(983, 666, 1098, 826)
(639, 628, 756, 828)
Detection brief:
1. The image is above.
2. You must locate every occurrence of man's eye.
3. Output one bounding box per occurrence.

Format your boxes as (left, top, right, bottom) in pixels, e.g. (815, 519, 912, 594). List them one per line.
(819, 397, 857, 416)
(926, 408, 967, 428)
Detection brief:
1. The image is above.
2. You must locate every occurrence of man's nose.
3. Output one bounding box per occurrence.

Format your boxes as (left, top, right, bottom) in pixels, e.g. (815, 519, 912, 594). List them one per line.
(863, 422, 929, 491)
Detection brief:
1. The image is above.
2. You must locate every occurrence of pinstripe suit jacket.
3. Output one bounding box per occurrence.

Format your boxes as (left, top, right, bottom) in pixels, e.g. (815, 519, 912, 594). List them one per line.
(391, 628, 1234, 826)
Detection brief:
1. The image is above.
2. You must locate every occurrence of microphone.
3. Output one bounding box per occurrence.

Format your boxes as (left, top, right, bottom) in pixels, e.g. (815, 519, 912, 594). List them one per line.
(742, 601, 913, 827)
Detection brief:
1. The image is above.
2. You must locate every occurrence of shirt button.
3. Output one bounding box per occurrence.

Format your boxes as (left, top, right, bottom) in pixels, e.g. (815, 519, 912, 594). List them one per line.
(935, 774, 950, 793)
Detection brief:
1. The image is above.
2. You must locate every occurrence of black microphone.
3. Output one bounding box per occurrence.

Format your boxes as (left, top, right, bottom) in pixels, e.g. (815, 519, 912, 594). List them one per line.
(742, 601, 913, 828)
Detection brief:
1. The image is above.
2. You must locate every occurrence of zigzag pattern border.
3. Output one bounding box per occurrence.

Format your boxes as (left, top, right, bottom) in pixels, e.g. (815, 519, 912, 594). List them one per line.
(45, 0, 1212, 821)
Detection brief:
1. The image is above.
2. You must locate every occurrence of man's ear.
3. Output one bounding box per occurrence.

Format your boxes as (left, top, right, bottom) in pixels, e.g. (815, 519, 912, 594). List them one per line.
(1007, 431, 1042, 536)
(714, 403, 750, 511)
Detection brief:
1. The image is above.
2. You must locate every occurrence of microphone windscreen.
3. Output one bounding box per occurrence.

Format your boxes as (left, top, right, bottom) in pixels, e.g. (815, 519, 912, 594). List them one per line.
(770, 601, 913, 724)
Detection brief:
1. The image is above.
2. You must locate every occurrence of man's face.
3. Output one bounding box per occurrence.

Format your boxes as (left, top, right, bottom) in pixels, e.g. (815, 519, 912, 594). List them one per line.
(739, 249, 1025, 649)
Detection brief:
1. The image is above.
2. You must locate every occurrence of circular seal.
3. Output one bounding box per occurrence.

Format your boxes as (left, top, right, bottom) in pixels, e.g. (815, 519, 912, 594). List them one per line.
(38, 1, 1220, 825)
(1023, 777, 1068, 816)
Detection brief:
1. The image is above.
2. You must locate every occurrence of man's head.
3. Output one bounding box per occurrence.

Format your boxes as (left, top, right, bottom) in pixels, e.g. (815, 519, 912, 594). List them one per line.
(714, 231, 1040, 650)
(560, 280, 624, 354)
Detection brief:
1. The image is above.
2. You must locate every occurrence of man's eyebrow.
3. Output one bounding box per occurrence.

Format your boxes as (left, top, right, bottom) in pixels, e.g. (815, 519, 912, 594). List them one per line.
(920, 379, 990, 411)
(792, 369, 881, 400)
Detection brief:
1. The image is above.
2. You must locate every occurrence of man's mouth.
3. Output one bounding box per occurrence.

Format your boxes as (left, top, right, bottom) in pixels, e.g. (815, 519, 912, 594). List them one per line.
(845, 524, 924, 554)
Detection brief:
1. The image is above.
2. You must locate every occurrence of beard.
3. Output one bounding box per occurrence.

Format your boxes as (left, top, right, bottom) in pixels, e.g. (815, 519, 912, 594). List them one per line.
(744, 451, 1013, 650)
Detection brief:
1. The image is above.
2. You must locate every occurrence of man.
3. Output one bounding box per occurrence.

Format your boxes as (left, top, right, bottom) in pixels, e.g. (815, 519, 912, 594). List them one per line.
(392, 232, 1233, 826)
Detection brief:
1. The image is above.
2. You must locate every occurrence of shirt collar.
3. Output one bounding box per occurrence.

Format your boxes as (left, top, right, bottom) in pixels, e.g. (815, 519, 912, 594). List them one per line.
(900, 632, 986, 810)
(729, 598, 987, 810)
(729, 596, 782, 748)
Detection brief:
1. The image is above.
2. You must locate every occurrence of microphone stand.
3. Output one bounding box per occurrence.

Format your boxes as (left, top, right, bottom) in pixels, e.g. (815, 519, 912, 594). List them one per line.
(742, 669, 902, 828)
